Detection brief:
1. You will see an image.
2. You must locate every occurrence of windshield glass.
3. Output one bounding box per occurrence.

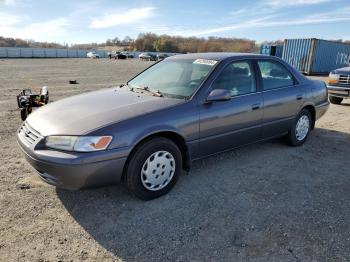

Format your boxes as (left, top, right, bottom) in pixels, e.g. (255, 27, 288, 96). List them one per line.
(128, 59, 217, 98)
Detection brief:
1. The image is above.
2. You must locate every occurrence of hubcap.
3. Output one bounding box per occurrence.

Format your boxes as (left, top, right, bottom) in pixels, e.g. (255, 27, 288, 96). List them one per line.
(295, 115, 310, 141)
(141, 151, 176, 191)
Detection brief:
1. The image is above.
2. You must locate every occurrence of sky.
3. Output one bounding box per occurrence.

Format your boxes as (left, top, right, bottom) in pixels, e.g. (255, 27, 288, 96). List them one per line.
(0, 0, 350, 44)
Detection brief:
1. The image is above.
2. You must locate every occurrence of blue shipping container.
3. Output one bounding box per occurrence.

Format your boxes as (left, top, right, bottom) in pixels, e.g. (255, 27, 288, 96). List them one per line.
(0, 47, 108, 58)
(282, 38, 350, 75)
(260, 44, 283, 58)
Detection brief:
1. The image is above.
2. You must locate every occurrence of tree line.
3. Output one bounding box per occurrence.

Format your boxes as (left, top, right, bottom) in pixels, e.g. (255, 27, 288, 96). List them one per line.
(0, 34, 259, 53)
(127, 33, 259, 53)
(1, 34, 349, 53)
(73, 34, 260, 53)
(0, 36, 65, 48)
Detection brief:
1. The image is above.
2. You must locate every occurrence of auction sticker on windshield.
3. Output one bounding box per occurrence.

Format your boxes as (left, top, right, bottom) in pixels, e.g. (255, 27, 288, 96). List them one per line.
(193, 59, 217, 66)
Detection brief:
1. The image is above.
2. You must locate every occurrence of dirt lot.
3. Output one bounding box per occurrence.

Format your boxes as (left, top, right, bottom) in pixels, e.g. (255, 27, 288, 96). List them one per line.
(0, 58, 349, 262)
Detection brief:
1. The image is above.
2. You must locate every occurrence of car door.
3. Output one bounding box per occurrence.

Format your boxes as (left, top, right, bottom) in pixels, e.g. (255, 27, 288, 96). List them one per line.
(199, 60, 263, 156)
(257, 59, 305, 138)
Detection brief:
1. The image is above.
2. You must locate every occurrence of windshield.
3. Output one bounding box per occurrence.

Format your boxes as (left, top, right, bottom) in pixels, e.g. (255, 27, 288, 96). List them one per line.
(128, 59, 217, 99)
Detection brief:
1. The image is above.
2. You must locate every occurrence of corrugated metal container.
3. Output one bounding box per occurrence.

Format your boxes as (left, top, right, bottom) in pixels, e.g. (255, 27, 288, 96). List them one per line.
(260, 44, 283, 58)
(19, 48, 32, 57)
(45, 49, 57, 57)
(0, 47, 177, 58)
(56, 49, 68, 57)
(77, 50, 87, 57)
(7, 48, 20, 57)
(282, 38, 350, 75)
(0, 48, 6, 57)
(32, 48, 45, 57)
(68, 50, 78, 58)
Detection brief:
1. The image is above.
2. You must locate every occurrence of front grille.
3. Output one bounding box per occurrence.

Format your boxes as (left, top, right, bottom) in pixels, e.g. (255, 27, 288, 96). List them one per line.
(18, 122, 43, 146)
(338, 75, 350, 86)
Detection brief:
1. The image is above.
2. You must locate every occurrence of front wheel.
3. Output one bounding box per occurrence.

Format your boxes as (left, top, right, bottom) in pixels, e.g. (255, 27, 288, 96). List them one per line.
(287, 109, 312, 146)
(329, 96, 343, 105)
(125, 137, 182, 200)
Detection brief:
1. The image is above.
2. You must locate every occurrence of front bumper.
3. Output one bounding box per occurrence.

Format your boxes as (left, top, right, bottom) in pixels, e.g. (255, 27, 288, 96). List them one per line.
(16, 131, 129, 190)
(327, 85, 350, 98)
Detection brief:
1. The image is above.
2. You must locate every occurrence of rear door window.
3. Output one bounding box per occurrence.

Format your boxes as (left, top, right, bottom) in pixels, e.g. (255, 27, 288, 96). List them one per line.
(257, 60, 294, 90)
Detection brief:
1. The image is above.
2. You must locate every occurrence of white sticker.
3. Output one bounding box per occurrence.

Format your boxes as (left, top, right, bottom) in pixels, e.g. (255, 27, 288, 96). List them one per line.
(193, 59, 217, 66)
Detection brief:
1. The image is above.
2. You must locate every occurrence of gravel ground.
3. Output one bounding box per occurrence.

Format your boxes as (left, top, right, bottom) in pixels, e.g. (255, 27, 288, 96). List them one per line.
(0, 58, 349, 262)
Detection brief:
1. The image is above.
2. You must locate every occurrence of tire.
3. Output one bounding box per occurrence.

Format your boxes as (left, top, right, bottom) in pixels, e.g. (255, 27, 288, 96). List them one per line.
(287, 109, 312, 146)
(329, 96, 343, 105)
(125, 137, 182, 200)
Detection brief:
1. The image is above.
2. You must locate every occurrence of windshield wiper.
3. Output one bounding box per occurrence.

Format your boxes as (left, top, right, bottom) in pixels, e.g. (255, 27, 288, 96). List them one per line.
(128, 84, 163, 97)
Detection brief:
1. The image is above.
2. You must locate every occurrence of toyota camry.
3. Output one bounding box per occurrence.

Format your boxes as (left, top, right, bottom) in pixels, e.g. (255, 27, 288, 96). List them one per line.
(17, 53, 329, 200)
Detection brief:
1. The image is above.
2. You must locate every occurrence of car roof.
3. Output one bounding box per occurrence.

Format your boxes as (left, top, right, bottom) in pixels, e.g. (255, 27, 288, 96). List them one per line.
(166, 52, 308, 84)
(168, 52, 272, 61)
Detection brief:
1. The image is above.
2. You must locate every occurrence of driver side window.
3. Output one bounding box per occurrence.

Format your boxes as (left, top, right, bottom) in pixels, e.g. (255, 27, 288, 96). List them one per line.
(211, 61, 256, 96)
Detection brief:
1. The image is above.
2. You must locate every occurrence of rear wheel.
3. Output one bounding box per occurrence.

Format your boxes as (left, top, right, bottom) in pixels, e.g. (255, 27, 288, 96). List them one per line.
(287, 109, 312, 146)
(329, 96, 343, 105)
(125, 137, 182, 200)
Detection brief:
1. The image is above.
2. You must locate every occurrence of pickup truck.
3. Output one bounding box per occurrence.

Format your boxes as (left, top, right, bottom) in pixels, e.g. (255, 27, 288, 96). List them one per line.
(327, 66, 350, 104)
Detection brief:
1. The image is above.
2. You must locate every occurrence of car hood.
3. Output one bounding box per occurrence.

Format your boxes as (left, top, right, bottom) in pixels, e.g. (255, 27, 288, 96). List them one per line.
(333, 66, 350, 75)
(26, 87, 183, 136)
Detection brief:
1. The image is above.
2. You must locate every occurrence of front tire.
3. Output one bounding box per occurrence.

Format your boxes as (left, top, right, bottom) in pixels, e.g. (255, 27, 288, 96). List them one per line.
(329, 96, 343, 105)
(125, 137, 182, 200)
(287, 109, 312, 146)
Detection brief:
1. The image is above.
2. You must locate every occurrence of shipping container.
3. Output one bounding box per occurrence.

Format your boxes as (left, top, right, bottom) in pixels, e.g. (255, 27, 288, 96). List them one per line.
(32, 48, 45, 57)
(0, 47, 178, 59)
(6, 48, 20, 57)
(0, 47, 107, 58)
(282, 38, 350, 75)
(45, 48, 58, 57)
(68, 50, 78, 58)
(19, 48, 33, 58)
(260, 44, 283, 58)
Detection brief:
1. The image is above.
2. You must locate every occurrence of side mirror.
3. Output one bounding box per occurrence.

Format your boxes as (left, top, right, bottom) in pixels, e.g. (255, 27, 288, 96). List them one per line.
(206, 89, 231, 103)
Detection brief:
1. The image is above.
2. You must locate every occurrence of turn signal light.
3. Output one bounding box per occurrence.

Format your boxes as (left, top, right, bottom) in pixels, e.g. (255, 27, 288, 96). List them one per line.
(327, 79, 338, 84)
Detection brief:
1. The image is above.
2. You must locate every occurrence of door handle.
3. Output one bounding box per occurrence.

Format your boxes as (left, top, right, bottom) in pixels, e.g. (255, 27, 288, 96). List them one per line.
(251, 103, 260, 110)
(296, 95, 303, 100)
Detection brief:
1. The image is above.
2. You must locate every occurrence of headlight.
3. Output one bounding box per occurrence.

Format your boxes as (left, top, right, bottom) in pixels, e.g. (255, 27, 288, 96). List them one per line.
(45, 136, 112, 152)
(328, 72, 339, 84)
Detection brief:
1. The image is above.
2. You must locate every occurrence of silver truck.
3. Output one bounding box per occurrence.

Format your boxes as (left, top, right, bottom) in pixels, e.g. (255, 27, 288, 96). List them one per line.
(327, 66, 350, 104)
